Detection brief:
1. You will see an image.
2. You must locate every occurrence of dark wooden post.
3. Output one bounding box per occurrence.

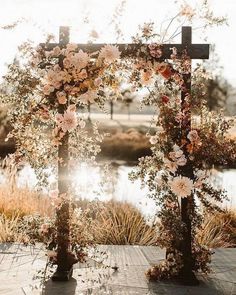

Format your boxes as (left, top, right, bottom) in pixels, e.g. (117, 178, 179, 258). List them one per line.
(179, 27, 198, 285)
(52, 27, 72, 281)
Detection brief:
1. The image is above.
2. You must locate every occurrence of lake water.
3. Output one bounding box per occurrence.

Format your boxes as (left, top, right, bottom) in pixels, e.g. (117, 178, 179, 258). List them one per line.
(1, 163, 235, 217)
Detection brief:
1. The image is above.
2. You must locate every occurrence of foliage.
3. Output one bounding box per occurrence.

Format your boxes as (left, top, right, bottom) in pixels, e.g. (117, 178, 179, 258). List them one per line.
(126, 1, 236, 280)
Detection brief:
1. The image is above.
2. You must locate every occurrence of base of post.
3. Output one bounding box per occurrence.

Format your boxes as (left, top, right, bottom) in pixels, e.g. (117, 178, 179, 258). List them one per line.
(51, 266, 73, 282)
(178, 270, 199, 286)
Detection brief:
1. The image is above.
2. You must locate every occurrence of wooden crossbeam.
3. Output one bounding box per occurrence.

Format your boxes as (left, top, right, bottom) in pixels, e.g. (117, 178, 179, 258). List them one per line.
(41, 26, 209, 60)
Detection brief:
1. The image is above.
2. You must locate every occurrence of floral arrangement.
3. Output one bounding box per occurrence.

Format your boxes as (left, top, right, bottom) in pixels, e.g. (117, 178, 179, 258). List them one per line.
(127, 2, 235, 281)
(1, 0, 235, 283)
(1, 39, 122, 271)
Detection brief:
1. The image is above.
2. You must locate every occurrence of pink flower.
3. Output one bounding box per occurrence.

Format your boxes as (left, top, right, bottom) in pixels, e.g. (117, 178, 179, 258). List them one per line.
(73, 50, 89, 69)
(56, 107, 78, 132)
(79, 90, 97, 105)
(63, 57, 72, 68)
(43, 84, 54, 95)
(169, 176, 193, 198)
(66, 43, 77, 52)
(99, 45, 121, 63)
(56, 91, 67, 104)
(148, 43, 162, 58)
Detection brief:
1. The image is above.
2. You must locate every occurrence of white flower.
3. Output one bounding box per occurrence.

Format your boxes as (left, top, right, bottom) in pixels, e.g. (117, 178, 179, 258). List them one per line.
(79, 90, 97, 105)
(78, 119, 86, 129)
(195, 169, 205, 180)
(173, 144, 180, 151)
(169, 176, 193, 198)
(56, 108, 78, 132)
(176, 155, 187, 166)
(99, 45, 121, 63)
(149, 135, 158, 145)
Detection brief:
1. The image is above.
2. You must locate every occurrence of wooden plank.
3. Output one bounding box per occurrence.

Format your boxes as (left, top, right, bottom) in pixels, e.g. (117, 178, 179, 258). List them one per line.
(0, 245, 236, 294)
(39, 42, 209, 59)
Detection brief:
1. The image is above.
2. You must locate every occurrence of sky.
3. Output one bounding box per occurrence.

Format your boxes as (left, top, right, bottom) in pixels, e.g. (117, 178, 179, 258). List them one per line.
(0, 0, 236, 86)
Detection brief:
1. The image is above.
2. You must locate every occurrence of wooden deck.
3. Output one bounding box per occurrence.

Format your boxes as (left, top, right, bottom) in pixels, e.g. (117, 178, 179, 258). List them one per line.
(0, 244, 236, 294)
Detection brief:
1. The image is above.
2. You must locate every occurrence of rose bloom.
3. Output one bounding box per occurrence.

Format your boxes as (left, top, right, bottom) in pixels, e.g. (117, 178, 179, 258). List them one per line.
(99, 45, 121, 63)
(79, 90, 97, 105)
(51, 46, 61, 57)
(176, 155, 187, 166)
(187, 130, 200, 143)
(149, 135, 158, 145)
(169, 175, 193, 198)
(73, 50, 89, 69)
(43, 84, 54, 95)
(56, 91, 67, 104)
(161, 95, 169, 104)
(63, 57, 72, 69)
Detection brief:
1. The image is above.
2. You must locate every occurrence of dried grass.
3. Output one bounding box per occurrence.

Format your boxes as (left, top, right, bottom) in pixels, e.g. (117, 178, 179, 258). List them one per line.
(87, 200, 158, 245)
(197, 210, 236, 248)
(0, 184, 53, 218)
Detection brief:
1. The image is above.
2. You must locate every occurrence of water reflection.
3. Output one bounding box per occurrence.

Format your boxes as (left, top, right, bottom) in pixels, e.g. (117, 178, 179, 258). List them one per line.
(0, 163, 235, 215)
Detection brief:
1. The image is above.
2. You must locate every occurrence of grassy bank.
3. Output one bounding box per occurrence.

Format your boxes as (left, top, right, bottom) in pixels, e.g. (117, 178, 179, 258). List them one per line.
(0, 182, 236, 247)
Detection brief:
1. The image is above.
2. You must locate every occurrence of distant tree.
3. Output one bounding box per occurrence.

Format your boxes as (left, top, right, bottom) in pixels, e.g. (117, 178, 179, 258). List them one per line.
(119, 88, 136, 120)
(197, 46, 232, 111)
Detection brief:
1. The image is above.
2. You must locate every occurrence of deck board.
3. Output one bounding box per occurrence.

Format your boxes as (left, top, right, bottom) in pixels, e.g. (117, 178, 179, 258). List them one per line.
(0, 243, 235, 294)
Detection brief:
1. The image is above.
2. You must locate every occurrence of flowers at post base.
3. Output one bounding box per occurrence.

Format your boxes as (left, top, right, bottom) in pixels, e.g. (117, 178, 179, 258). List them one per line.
(169, 175, 193, 198)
